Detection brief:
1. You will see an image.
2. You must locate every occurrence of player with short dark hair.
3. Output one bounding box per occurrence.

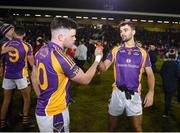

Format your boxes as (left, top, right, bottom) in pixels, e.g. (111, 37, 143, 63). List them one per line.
(31, 17, 103, 132)
(98, 21, 155, 132)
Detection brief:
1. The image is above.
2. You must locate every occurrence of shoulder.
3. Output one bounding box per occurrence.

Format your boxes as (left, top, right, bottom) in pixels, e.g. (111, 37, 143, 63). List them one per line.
(112, 45, 121, 52)
(137, 46, 147, 53)
(53, 47, 69, 59)
(35, 45, 49, 59)
(136, 46, 148, 57)
(109, 45, 122, 56)
(55, 48, 75, 66)
(22, 41, 32, 47)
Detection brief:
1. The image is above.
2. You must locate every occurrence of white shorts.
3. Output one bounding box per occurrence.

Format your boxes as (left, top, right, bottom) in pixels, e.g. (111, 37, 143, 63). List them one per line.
(108, 88, 142, 117)
(36, 108, 70, 132)
(2, 77, 28, 90)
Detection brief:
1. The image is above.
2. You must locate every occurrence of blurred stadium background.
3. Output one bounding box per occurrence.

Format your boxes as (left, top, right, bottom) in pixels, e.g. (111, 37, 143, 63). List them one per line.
(0, 0, 180, 132)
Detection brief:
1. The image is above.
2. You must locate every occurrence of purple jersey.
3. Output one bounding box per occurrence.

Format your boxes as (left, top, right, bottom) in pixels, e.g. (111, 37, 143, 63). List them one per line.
(1, 38, 33, 79)
(107, 45, 151, 93)
(34, 42, 79, 116)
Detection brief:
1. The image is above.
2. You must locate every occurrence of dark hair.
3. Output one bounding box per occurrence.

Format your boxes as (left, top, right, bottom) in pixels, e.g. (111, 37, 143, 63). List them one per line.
(50, 17, 77, 31)
(15, 26, 25, 36)
(119, 21, 135, 30)
(168, 49, 176, 59)
(37, 38, 46, 44)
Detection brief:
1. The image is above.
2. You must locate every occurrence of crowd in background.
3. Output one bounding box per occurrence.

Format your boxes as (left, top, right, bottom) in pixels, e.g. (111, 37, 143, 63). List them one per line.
(0, 20, 180, 131)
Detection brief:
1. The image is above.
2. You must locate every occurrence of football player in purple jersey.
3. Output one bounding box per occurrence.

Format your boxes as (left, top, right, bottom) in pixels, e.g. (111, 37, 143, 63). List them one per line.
(98, 21, 155, 132)
(31, 17, 103, 132)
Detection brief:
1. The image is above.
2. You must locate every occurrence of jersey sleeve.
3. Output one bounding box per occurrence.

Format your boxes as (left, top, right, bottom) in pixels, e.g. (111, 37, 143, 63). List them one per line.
(27, 43, 33, 56)
(106, 46, 120, 63)
(54, 49, 79, 78)
(144, 52, 152, 67)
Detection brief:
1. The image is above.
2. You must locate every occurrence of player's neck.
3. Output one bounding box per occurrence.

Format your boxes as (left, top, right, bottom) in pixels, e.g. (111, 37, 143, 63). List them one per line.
(5, 35, 13, 40)
(51, 39, 64, 50)
(14, 36, 24, 40)
(124, 39, 135, 48)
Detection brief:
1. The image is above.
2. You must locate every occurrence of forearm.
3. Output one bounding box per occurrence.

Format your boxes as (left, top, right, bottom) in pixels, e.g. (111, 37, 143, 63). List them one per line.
(1, 48, 7, 54)
(82, 54, 103, 84)
(0, 61, 3, 77)
(98, 59, 112, 72)
(31, 66, 40, 96)
(72, 48, 103, 84)
(147, 73, 155, 93)
(82, 61, 99, 84)
(98, 61, 107, 72)
(28, 56, 34, 68)
(31, 76, 40, 96)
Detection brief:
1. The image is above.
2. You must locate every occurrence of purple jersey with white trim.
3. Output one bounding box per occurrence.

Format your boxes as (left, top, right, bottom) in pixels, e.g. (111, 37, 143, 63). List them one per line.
(2, 38, 33, 79)
(107, 45, 151, 92)
(34, 42, 79, 116)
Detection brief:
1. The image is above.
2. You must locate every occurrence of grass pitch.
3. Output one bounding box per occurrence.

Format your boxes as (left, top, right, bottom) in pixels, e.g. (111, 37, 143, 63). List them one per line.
(0, 57, 180, 131)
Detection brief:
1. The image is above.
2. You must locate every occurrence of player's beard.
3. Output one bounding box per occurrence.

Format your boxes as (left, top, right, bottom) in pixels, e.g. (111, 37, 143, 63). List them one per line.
(122, 35, 132, 43)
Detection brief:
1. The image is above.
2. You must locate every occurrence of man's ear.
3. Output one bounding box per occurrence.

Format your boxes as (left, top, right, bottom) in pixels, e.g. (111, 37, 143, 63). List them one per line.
(132, 30, 136, 36)
(58, 33, 64, 42)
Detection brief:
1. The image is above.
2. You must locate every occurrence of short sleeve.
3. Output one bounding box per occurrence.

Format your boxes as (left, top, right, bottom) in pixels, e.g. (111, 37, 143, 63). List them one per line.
(27, 43, 33, 56)
(144, 52, 152, 67)
(106, 46, 120, 63)
(54, 50, 79, 78)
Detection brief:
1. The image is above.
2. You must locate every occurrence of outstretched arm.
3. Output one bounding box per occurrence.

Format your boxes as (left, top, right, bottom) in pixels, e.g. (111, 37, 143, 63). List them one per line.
(71, 61, 99, 84)
(98, 59, 112, 72)
(71, 47, 103, 85)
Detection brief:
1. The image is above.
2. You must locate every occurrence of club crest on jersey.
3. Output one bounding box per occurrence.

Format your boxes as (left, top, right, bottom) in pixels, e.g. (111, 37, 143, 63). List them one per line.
(133, 51, 139, 56)
(126, 58, 131, 63)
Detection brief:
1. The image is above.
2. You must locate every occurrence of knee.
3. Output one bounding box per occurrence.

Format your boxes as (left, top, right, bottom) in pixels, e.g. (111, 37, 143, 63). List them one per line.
(21, 89, 31, 100)
(133, 123, 142, 132)
(2, 94, 12, 103)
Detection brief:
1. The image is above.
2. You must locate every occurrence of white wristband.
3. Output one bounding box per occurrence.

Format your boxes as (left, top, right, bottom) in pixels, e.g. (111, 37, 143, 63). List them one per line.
(95, 55, 102, 63)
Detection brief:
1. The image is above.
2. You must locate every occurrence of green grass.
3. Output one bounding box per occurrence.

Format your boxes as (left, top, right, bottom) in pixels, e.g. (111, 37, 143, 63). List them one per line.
(0, 57, 180, 131)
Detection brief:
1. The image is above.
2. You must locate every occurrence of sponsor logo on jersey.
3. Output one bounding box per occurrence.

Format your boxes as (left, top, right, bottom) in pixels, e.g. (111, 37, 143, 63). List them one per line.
(126, 58, 131, 63)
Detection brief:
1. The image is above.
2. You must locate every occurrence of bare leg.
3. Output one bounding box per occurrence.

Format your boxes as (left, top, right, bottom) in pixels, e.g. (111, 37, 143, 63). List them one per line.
(20, 87, 31, 119)
(108, 113, 118, 131)
(129, 115, 143, 132)
(1, 90, 13, 127)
